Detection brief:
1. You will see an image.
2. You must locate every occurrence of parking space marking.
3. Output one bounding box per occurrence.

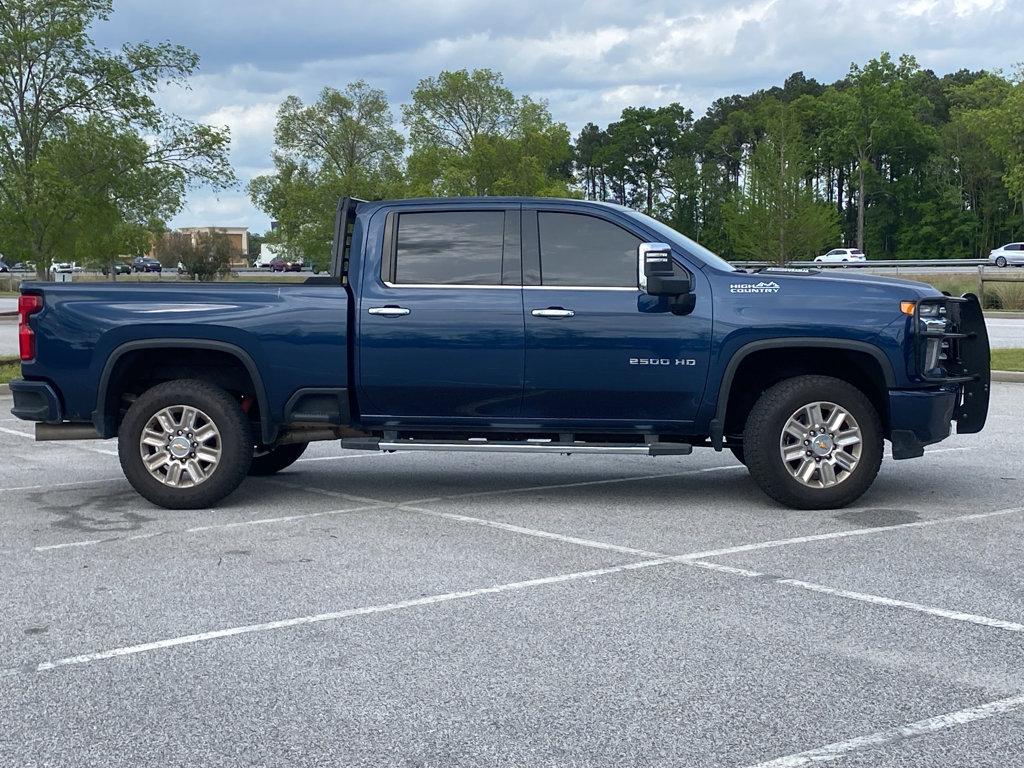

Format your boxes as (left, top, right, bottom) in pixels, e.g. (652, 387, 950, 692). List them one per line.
(1, 476, 126, 493)
(27, 554, 680, 674)
(774, 577, 1024, 632)
(17, 505, 1024, 676)
(184, 503, 382, 532)
(398, 503, 662, 557)
(33, 539, 106, 551)
(294, 453, 382, 464)
(757, 692, 1024, 767)
(0, 426, 118, 457)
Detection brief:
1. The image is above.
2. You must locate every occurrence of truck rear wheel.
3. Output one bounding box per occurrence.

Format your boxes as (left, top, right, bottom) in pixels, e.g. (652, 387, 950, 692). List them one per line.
(118, 379, 253, 509)
(743, 375, 883, 509)
(249, 442, 308, 476)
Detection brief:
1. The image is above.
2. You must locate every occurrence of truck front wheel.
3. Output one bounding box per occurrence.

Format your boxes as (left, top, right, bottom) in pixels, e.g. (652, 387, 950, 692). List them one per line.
(118, 379, 253, 509)
(743, 375, 883, 509)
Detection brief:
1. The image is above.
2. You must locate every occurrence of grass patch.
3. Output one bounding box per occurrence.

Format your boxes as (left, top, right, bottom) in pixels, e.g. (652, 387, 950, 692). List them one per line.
(0, 355, 19, 384)
(992, 348, 1024, 372)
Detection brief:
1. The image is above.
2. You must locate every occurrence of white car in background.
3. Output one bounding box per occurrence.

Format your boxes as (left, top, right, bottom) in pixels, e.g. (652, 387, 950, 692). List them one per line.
(814, 248, 866, 264)
(988, 243, 1024, 267)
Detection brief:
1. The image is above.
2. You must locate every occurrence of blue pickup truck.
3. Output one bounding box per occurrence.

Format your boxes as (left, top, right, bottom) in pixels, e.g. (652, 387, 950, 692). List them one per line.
(10, 196, 990, 510)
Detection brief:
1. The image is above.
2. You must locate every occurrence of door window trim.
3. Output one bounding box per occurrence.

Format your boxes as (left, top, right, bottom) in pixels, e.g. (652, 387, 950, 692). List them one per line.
(380, 207, 522, 289)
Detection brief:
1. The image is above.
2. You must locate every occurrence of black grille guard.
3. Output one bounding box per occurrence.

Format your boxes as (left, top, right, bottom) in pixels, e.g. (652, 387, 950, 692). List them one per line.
(914, 293, 990, 434)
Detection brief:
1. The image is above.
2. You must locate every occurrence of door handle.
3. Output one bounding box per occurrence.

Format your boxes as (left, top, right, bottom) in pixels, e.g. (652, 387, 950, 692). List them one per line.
(532, 307, 575, 318)
(367, 306, 411, 317)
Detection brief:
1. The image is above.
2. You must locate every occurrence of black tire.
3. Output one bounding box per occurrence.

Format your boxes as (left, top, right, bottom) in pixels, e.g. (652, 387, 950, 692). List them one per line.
(995, 256, 1007, 268)
(249, 442, 308, 476)
(743, 375, 883, 510)
(118, 379, 253, 509)
(729, 444, 746, 466)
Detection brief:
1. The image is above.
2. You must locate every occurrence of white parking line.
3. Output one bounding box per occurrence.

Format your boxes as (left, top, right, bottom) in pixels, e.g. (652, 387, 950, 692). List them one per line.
(18, 505, 1024, 675)
(295, 453, 383, 464)
(1, 476, 125, 493)
(0, 426, 118, 457)
(775, 578, 1024, 633)
(33, 539, 106, 552)
(757, 692, 1024, 767)
(30, 554, 679, 673)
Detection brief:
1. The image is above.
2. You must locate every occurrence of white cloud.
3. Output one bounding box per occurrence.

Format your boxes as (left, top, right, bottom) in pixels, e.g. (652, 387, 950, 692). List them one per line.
(88, 0, 1023, 230)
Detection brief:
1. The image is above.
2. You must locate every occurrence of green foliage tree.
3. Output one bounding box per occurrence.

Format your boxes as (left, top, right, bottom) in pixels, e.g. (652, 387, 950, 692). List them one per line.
(723, 100, 840, 263)
(402, 68, 573, 197)
(248, 81, 404, 271)
(0, 0, 233, 279)
(155, 230, 232, 281)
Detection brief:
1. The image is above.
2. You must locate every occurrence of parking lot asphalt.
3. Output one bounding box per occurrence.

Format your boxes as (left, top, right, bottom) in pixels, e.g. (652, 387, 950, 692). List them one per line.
(1, 384, 1023, 766)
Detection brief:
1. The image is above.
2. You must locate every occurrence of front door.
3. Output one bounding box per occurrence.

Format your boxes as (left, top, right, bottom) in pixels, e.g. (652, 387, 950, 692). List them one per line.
(358, 205, 524, 420)
(521, 207, 712, 428)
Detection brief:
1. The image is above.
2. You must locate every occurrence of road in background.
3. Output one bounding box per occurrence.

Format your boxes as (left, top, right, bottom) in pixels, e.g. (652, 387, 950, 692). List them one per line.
(0, 296, 16, 313)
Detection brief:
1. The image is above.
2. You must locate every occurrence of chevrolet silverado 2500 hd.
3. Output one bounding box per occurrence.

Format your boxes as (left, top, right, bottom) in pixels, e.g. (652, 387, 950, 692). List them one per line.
(10, 196, 990, 510)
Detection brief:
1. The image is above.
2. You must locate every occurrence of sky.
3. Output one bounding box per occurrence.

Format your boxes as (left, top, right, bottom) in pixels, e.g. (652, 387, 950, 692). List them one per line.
(92, 0, 1023, 233)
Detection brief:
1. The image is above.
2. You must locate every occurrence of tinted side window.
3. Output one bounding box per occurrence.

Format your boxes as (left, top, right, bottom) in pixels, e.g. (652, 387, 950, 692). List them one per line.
(394, 211, 505, 285)
(538, 212, 640, 287)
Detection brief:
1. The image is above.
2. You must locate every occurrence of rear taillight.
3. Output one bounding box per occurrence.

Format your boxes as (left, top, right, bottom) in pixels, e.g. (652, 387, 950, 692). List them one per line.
(18, 294, 43, 361)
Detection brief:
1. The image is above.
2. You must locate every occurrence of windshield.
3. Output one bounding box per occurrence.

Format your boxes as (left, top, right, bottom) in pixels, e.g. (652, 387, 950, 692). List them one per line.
(624, 209, 737, 272)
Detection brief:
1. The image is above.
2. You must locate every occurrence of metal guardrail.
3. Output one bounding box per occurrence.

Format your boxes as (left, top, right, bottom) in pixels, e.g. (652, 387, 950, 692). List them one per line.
(732, 259, 988, 269)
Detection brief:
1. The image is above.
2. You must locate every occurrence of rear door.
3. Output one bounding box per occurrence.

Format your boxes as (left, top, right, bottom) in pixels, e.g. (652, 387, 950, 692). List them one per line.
(521, 206, 712, 427)
(358, 204, 525, 420)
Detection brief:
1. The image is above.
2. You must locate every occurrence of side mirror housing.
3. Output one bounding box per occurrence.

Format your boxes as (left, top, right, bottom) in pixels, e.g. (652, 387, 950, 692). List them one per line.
(638, 242, 695, 315)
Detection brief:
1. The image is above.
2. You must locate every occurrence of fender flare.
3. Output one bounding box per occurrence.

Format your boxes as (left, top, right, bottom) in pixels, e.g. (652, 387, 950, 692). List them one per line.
(94, 338, 274, 444)
(711, 337, 896, 448)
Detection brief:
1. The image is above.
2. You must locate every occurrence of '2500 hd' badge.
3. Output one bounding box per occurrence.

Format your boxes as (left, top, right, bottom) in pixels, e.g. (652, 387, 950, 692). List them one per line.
(629, 357, 697, 366)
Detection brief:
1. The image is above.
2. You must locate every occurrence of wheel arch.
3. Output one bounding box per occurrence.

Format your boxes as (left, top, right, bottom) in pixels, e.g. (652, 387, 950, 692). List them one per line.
(713, 338, 895, 447)
(94, 339, 274, 444)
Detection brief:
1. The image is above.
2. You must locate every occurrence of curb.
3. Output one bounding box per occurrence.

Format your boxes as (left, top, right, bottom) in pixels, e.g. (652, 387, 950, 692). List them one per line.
(0, 383, 9, 395)
(992, 370, 1024, 383)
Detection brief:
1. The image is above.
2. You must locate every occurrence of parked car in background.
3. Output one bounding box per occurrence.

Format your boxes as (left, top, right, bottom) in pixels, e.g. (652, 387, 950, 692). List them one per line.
(269, 256, 302, 272)
(132, 256, 162, 273)
(0, 259, 9, 272)
(989, 243, 1024, 267)
(814, 248, 866, 264)
(102, 263, 132, 276)
(50, 262, 74, 274)
(12, 262, 35, 272)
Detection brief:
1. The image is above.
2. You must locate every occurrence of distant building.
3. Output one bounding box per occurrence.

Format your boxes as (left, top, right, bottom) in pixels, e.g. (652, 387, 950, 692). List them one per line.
(149, 226, 251, 267)
(177, 227, 250, 266)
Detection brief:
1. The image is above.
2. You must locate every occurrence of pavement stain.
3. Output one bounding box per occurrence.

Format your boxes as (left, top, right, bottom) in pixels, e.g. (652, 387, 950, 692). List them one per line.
(32, 489, 157, 534)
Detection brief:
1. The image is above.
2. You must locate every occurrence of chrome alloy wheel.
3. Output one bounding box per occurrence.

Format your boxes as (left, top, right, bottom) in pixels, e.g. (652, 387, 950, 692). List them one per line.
(139, 405, 222, 488)
(779, 401, 862, 489)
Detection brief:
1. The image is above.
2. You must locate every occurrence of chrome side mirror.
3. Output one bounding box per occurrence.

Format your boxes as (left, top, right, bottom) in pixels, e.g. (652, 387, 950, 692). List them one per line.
(638, 242, 673, 291)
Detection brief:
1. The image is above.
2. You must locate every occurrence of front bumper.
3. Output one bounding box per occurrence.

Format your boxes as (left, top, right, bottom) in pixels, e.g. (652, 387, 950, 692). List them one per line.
(888, 388, 957, 459)
(9, 379, 62, 422)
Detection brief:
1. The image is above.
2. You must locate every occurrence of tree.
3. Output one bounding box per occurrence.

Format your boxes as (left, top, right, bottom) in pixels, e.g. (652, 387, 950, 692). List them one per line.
(402, 68, 574, 197)
(723, 100, 840, 263)
(249, 81, 404, 270)
(0, 0, 234, 279)
(155, 230, 232, 281)
(825, 53, 936, 250)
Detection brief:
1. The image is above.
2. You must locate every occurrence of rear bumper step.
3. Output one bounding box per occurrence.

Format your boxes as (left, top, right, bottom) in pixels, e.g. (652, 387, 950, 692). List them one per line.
(342, 438, 693, 456)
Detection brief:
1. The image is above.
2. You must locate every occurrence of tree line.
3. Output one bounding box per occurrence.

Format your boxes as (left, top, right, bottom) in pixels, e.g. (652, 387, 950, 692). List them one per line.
(254, 58, 1024, 268)
(1, 1, 1021, 279)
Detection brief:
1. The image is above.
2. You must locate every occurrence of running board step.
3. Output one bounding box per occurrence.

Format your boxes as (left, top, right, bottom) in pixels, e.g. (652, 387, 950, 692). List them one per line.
(341, 438, 692, 456)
